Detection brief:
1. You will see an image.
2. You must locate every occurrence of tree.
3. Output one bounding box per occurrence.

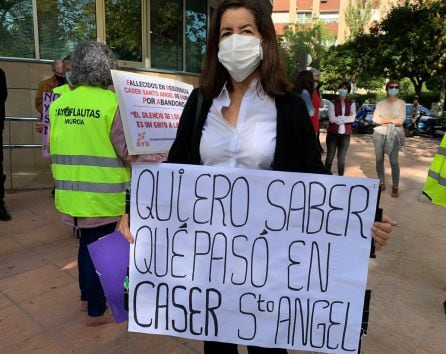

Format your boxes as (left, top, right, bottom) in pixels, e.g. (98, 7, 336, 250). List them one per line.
(0, 0, 35, 58)
(320, 36, 383, 92)
(362, 0, 446, 97)
(278, 20, 334, 83)
(344, 0, 373, 40)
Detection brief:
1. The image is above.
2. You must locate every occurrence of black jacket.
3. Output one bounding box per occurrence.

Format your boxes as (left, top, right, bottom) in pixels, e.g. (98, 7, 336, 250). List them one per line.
(0, 68, 7, 130)
(168, 88, 329, 175)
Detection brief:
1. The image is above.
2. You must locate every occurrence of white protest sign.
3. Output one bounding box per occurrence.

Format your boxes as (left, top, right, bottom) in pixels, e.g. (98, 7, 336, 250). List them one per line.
(41, 91, 60, 157)
(129, 163, 379, 354)
(111, 70, 193, 155)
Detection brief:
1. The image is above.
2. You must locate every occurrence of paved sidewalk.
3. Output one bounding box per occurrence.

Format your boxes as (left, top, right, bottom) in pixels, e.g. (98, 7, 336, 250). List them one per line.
(1, 133, 445, 354)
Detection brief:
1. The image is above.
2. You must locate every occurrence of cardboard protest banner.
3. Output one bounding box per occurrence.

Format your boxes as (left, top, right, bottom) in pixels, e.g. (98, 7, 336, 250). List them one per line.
(111, 70, 193, 155)
(88, 230, 130, 323)
(128, 163, 379, 353)
(41, 92, 60, 157)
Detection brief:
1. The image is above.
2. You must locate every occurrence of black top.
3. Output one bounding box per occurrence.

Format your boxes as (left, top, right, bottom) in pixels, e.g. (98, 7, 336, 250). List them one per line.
(168, 88, 329, 175)
(0, 68, 7, 130)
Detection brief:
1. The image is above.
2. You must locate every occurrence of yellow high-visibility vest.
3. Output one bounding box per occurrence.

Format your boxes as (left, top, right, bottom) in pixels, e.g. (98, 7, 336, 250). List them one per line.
(423, 134, 446, 207)
(53, 84, 71, 95)
(49, 85, 130, 217)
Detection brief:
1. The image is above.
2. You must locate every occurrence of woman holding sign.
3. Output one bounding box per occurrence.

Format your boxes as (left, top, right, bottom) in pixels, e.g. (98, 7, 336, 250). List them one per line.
(121, 0, 395, 352)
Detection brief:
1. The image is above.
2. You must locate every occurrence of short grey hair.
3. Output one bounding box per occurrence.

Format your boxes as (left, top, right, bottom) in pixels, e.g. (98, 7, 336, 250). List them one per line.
(311, 68, 320, 76)
(70, 42, 117, 89)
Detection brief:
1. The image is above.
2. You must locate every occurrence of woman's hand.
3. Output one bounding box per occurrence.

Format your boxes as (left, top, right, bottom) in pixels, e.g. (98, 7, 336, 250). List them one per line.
(371, 215, 397, 251)
(118, 213, 134, 243)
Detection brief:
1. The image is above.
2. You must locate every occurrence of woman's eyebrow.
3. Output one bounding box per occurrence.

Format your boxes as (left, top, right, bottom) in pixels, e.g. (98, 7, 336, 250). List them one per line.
(220, 23, 255, 32)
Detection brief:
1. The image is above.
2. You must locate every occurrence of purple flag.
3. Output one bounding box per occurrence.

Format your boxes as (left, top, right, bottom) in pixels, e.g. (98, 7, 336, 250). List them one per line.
(87, 230, 129, 323)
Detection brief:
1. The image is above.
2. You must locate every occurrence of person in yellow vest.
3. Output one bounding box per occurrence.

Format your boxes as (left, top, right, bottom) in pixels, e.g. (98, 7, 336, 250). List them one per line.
(49, 42, 130, 326)
(422, 133, 446, 314)
(423, 134, 446, 207)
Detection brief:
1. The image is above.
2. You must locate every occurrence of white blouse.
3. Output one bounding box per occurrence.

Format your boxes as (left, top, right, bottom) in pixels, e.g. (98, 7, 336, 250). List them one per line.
(200, 81, 277, 170)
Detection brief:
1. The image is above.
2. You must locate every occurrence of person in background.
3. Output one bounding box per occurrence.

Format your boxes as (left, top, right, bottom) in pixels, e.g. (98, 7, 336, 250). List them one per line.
(324, 81, 356, 176)
(53, 55, 73, 95)
(372, 79, 406, 197)
(120, 0, 396, 352)
(49, 42, 130, 326)
(0, 67, 11, 221)
(35, 59, 66, 115)
(293, 69, 315, 117)
(423, 133, 446, 207)
(311, 67, 324, 153)
(422, 134, 446, 314)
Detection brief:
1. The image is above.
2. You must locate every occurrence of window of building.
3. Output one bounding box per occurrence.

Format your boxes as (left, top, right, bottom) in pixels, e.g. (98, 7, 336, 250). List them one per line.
(185, 0, 207, 73)
(150, 0, 183, 71)
(320, 12, 339, 24)
(0, 0, 35, 58)
(105, 0, 142, 62)
(37, 0, 97, 60)
(0, 0, 209, 74)
(296, 12, 312, 23)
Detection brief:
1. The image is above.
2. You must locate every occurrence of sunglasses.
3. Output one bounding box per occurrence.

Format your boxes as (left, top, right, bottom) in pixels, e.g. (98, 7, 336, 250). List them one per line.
(388, 85, 399, 89)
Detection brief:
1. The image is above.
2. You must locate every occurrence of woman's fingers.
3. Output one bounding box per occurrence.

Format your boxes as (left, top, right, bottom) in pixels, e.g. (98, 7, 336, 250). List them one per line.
(371, 215, 397, 250)
(118, 213, 134, 243)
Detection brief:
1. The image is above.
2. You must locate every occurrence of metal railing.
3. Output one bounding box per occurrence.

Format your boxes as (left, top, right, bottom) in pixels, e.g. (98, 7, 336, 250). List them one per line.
(3, 116, 42, 190)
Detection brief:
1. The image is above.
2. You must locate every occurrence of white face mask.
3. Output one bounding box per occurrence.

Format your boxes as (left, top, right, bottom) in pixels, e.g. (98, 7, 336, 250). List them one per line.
(218, 34, 263, 83)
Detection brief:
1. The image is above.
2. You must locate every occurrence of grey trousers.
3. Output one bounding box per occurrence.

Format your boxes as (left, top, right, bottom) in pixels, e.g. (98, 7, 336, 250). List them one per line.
(372, 131, 400, 187)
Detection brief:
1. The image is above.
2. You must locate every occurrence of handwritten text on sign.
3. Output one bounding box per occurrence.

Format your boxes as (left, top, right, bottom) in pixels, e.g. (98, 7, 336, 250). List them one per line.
(111, 70, 192, 155)
(129, 163, 379, 354)
(41, 92, 60, 158)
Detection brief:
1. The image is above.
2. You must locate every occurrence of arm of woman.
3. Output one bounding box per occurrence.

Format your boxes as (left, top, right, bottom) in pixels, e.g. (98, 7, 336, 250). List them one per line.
(167, 88, 200, 163)
(328, 101, 342, 125)
(300, 90, 315, 117)
(342, 102, 357, 124)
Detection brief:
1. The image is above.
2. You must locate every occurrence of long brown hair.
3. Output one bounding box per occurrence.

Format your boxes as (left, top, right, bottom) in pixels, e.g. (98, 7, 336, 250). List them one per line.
(293, 70, 314, 95)
(200, 0, 291, 99)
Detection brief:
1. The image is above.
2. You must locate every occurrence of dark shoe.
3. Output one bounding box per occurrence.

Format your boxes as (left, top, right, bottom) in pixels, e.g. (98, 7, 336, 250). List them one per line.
(0, 205, 11, 221)
(379, 183, 386, 191)
(391, 186, 399, 198)
(84, 313, 114, 326)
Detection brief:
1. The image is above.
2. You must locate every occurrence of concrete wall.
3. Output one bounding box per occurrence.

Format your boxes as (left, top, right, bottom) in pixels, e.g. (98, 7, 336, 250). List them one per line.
(1, 59, 199, 190)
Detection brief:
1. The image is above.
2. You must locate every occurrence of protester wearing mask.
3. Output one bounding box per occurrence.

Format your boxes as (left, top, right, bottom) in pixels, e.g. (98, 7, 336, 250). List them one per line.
(49, 42, 131, 326)
(372, 80, 406, 197)
(120, 0, 396, 352)
(324, 82, 356, 176)
(53, 55, 73, 95)
(35, 59, 66, 115)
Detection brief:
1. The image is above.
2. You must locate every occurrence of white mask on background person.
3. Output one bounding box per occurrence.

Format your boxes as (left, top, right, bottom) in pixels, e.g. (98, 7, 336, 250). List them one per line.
(218, 34, 263, 83)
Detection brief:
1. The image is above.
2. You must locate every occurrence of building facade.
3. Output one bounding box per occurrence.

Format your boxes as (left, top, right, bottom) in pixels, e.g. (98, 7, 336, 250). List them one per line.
(272, 0, 402, 44)
(0, 0, 219, 189)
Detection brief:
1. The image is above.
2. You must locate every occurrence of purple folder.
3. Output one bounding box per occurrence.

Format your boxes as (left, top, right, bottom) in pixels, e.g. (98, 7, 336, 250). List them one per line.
(87, 230, 129, 323)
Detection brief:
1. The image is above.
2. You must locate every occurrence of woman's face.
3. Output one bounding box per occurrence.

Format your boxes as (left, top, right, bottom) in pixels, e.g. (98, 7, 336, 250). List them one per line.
(219, 7, 262, 42)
